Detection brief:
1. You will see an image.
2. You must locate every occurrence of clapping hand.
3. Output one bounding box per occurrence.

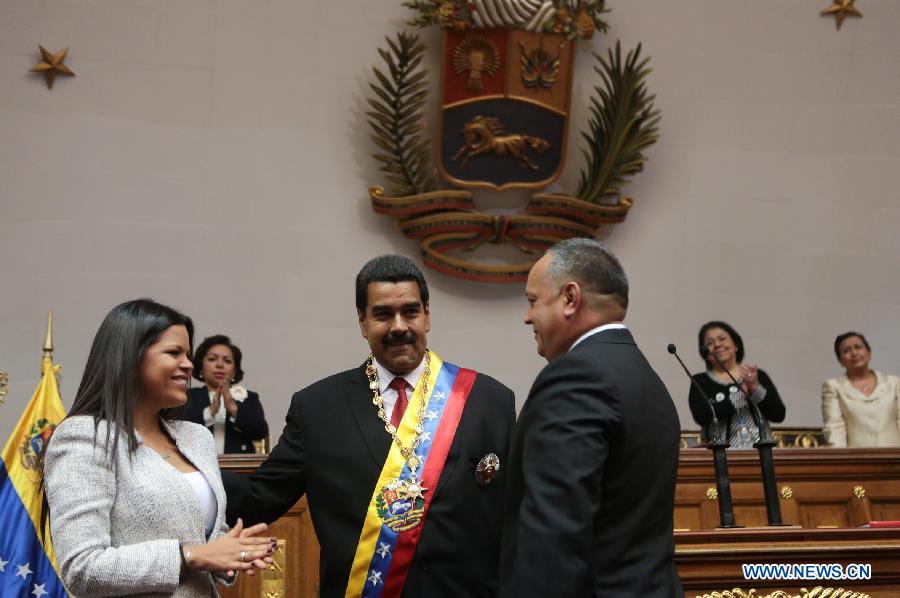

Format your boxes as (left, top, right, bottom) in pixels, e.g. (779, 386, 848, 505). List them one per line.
(210, 382, 238, 418)
(209, 389, 221, 417)
(187, 518, 275, 577)
(739, 363, 760, 395)
(221, 383, 238, 418)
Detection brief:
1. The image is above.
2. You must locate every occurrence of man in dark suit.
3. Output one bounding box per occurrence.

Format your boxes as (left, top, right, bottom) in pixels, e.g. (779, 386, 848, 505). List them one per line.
(224, 255, 515, 597)
(500, 239, 682, 597)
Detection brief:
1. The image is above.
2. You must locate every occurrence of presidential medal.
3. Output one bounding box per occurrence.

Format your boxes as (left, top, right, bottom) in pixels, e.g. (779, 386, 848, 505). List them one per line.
(475, 452, 500, 486)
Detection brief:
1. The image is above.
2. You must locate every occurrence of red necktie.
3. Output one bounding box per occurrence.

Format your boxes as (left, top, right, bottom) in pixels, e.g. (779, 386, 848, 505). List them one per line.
(389, 377, 408, 429)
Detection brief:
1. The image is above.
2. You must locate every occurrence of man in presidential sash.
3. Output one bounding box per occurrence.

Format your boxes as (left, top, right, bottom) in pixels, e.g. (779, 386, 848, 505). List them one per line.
(500, 239, 682, 597)
(223, 255, 515, 597)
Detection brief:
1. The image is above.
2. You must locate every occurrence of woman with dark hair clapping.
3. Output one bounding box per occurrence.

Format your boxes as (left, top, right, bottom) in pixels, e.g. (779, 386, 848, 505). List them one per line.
(688, 320, 786, 448)
(41, 299, 274, 597)
(184, 335, 268, 454)
(822, 331, 900, 447)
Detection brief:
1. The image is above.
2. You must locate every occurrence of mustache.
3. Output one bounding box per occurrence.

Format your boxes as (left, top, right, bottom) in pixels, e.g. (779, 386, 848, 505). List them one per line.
(383, 331, 416, 346)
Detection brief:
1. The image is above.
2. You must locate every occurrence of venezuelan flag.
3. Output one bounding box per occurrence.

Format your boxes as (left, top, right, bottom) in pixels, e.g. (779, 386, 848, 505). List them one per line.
(1, 329, 68, 597)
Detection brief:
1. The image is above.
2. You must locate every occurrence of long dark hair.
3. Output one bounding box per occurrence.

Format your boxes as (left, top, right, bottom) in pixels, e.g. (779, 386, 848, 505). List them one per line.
(68, 298, 194, 451)
(40, 298, 194, 539)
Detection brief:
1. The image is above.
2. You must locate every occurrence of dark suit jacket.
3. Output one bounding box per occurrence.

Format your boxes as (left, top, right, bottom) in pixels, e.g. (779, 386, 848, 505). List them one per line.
(500, 328, 682, 598)
(223, 362, 516, 598)
(184, 386, 269, 454)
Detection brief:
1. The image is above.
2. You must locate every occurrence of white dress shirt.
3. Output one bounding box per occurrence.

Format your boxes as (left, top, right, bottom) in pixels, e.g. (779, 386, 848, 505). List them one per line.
(203, 387, 241, 454)
(374, 357, 426, 419)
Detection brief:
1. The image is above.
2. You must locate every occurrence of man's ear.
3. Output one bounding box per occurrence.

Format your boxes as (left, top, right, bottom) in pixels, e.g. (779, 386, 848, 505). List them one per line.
(562, 281, 581, 317)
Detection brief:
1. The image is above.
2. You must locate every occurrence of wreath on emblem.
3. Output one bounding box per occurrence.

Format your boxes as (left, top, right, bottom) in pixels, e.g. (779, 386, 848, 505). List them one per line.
(375, 489, 389, 519)
(366, 0, 660, 282)
(20, 418, 57, 470)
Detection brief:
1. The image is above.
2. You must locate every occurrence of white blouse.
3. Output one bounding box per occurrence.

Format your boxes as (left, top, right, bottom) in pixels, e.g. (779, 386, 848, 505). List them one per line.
(182, 471, 217, 538)
(202, 385, 248, 454)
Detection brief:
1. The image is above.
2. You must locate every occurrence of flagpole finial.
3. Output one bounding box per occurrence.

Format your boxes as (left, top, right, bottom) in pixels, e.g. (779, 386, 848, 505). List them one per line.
(43, 311, 54, 358)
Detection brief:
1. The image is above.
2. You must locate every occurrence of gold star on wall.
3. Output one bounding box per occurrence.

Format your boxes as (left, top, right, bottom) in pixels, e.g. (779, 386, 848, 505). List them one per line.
(821, 0, 863, 30)
(30, 45, 76, 89)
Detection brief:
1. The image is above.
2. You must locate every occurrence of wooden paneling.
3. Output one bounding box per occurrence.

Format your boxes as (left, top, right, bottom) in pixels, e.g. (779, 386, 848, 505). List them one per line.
(675, 448, 900, 531)
(676, 527, 900, 597)
(219, 456, 320, 598)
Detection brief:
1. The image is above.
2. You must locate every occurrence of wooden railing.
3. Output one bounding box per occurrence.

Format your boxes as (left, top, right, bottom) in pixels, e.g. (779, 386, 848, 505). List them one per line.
(675, 448, 900, 530)
(680, 427, 826, 449)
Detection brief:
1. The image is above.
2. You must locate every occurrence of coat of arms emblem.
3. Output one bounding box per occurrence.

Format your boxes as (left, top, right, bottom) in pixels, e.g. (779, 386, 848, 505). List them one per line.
(375, 478, 427, 532)
(20, 418, 56, 471)
(367, 1, 660, 282)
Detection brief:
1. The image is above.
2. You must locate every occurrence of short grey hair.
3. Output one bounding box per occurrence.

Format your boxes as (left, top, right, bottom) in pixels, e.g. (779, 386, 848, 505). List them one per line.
(546, 238, 629, 310)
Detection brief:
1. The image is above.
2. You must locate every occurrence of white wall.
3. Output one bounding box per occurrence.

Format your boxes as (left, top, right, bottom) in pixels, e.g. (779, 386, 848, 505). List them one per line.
(2, 0, 898, 443)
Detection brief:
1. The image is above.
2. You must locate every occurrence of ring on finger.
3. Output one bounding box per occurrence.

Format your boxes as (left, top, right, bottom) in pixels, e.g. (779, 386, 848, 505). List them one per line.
(240, 550, 246, 562)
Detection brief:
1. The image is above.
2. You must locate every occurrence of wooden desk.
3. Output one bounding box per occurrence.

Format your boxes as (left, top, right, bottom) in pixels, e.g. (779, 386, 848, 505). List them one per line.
(676, 527, 900, 597)
(676, 448, 900, 531)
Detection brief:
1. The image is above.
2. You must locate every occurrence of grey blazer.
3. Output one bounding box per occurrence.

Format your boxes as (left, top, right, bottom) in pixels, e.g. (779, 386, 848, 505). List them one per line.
(44, 415, 231, 597)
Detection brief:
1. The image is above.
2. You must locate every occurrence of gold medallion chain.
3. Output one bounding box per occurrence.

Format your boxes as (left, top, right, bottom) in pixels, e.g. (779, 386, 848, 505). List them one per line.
(365, 351, 431, 478)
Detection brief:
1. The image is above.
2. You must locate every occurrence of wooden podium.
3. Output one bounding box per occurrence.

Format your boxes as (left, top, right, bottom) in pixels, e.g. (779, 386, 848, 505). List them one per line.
(219, 448, 900, 598)
(218, 455, 320, 598)
(675, 448, 900, 530)
(677, 527, 900, 597)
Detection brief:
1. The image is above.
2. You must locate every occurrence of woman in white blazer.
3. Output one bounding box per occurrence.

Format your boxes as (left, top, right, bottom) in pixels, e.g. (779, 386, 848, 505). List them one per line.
(822, 331, 900, 448)
(42, 299, 275, 597)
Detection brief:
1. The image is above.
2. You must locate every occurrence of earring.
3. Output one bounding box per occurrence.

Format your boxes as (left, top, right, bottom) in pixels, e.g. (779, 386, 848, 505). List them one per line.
(197, 373, 204, 381)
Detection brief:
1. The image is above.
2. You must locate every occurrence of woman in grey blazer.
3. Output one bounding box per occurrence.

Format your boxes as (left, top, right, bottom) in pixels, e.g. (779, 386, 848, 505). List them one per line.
(42, 299, 275, 597)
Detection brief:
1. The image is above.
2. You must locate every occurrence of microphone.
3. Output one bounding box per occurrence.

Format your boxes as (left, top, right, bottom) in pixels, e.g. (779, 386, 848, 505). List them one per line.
(701, 343, 783, 525)
(668, 344, 719, 429)
(668, 343, 738, 528)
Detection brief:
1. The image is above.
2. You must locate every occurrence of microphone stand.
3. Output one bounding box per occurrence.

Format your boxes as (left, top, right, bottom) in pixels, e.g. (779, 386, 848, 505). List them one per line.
(668, 345, 738, 528)
(705, 349, 784, 526)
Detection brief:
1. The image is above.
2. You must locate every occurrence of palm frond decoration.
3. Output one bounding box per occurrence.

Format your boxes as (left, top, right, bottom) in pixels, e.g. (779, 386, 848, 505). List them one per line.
(576, 41, 661, 204)
(367, 32, 438, 196)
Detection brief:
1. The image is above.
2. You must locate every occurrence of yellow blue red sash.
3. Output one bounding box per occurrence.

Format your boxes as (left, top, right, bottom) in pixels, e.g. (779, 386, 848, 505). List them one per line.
(345, 353, 476, 597)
